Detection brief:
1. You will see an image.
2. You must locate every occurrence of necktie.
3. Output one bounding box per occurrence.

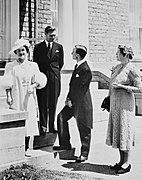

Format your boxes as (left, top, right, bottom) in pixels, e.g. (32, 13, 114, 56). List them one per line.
(48, 42, 51, 57)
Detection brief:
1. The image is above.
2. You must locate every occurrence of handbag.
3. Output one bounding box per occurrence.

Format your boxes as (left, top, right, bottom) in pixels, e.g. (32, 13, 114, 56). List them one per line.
(101, 96, 110, 112)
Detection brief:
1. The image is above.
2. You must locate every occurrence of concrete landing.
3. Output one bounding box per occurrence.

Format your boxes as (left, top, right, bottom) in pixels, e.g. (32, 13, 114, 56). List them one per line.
(33, 132, 57, 149)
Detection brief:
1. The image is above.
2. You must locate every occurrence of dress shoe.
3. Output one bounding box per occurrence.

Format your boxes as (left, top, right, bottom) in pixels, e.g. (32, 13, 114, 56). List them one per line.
(116, 164, 131, 174)
(110, 163, 121, 171)
(75, 156, 87, 163)
(25, 149, 32, 157)
(53, 145, 72, 151)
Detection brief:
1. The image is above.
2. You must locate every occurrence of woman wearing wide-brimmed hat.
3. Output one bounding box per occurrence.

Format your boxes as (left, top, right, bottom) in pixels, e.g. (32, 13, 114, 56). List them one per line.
(0, 38, 47, 157)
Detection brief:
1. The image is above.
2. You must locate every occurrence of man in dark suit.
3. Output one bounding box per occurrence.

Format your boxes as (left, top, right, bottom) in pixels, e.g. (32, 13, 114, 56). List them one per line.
(33, 26, 64, 134)
(53, 45, 93, 163)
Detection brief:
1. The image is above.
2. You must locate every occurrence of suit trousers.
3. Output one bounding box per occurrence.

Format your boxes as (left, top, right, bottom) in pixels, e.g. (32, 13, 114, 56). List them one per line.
(37, 80, 58, 133)
(57, 105, 91, 158)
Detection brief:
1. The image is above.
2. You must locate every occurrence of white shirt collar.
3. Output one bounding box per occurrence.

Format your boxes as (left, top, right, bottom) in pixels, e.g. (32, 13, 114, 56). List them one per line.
(45, 40, 53, 48)
(77, 59, 86, 67)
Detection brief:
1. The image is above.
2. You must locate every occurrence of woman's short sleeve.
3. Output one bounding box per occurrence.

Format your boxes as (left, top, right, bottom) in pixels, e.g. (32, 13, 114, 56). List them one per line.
(0, 72, 13, 89)
(129, 65, 142, 90)
(0, 62, 14, 89)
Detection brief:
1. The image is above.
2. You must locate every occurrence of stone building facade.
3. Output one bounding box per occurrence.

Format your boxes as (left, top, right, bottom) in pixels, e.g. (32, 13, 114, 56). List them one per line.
(88, 0, 129, 64)
(0, 0, 142, 71)
(1, 0, 142, 117)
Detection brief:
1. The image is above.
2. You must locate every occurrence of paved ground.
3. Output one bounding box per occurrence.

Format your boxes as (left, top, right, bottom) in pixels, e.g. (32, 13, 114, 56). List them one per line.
(1, 113, 142, 180)
(30, 115, 142, 180)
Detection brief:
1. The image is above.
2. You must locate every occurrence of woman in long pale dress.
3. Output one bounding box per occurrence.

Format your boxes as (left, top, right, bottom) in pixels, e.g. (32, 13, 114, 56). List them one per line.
(1, 38, 47, 157)
(106, 45, 142, 174)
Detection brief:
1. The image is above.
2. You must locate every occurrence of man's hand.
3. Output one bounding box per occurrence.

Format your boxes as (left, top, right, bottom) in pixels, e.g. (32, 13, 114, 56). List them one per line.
(65, 98, 72, 108)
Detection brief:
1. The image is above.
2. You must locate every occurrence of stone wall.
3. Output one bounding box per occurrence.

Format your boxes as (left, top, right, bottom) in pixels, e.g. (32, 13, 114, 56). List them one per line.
(88, 0, 129, 64)
(20, 0, 130, 64)
(37, 0, 52, 38)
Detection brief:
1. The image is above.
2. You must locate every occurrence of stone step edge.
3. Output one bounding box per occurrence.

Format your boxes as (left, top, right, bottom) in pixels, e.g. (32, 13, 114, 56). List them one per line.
(0, 147, 77, 171)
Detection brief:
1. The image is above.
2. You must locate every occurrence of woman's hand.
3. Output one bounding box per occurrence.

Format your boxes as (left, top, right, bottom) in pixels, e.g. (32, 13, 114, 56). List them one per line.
(7, 96, 13, 107)
(36, 107, 39, 118)
(112, 83, 133, 92)
(28, 83, 40, 93)
(112, 83, 123, 88)
(65, 98, 72, 108)
(28, 84, 35, 93)
(6, 89, 13, 107)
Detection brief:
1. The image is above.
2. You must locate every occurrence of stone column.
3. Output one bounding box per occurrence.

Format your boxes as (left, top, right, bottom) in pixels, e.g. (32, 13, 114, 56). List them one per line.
(58, 0, 74, 70)
(72, 0, 89, 62)
(6, 0, 19, 57)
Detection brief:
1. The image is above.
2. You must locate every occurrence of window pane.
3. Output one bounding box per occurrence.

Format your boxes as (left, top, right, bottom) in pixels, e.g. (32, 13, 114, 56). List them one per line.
(19, 0, 36, 38)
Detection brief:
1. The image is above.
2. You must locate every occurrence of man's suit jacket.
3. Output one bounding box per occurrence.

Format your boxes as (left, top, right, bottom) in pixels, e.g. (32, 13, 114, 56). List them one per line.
(67, 61, 93, 129)
(33, 40, 64, 98)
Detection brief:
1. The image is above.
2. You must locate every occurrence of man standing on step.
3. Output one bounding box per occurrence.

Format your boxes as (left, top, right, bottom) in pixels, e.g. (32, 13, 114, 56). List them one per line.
(33, 26, 64, 134)
(53, 45, 93, 163)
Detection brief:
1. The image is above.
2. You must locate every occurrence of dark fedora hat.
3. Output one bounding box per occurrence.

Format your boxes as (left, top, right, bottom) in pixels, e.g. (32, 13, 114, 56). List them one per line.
(45, 26, 55, 34)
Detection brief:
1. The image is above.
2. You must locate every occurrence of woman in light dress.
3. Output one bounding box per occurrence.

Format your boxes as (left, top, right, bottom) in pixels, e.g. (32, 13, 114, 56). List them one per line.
(106, 45, 142, 174)
(1, 38, 47, 157)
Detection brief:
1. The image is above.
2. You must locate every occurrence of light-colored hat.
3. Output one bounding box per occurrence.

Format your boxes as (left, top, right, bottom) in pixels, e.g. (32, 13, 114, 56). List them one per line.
(9, 38, 30, 54)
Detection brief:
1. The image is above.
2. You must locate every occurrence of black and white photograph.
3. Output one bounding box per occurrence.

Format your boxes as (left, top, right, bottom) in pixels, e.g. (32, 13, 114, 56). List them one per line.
(0, 0, 142, 179)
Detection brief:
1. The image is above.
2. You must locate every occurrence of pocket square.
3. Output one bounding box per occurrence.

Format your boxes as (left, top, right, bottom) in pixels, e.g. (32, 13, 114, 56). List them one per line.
(56, 50, 59, 53)
(76, 74, 79, 77)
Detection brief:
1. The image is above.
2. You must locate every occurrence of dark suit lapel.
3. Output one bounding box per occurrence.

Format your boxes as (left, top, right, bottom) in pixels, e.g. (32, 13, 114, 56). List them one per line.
(50, 42, 58, 59)
(74, 61, 87, 74)
(42, 41, 47, 51)
(42, 41, 50, 58)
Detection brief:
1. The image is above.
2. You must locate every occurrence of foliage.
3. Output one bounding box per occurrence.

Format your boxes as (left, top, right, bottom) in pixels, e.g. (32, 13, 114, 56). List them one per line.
(0, 163, 104, 180)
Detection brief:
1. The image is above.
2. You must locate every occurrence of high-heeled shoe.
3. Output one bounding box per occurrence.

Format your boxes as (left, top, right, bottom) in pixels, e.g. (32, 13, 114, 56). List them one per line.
(110, 163, 121, 171)
(116, 164, 131, 174)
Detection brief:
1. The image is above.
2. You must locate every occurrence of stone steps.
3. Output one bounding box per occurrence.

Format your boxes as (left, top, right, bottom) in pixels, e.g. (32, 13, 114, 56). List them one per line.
(33, 133, 57, 149)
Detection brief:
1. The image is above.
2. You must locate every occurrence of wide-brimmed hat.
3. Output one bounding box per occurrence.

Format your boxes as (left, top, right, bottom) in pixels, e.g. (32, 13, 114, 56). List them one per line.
(9, 38, 30, 54)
